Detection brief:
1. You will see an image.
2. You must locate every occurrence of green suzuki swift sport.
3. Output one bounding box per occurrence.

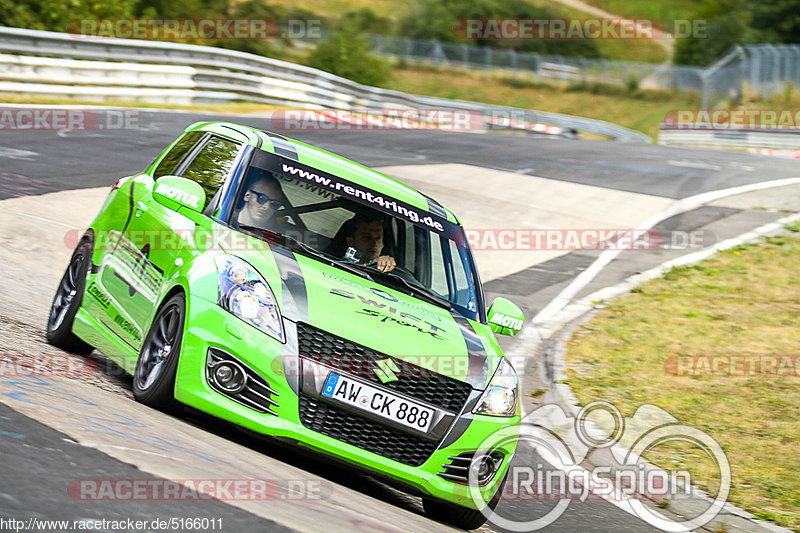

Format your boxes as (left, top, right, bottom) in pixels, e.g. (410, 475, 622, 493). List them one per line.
(47, 121, 525, 529)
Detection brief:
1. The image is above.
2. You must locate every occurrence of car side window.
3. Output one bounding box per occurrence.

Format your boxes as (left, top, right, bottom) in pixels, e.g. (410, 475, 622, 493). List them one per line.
(180, 136, 241, 207)
(153, 131, 204, 179)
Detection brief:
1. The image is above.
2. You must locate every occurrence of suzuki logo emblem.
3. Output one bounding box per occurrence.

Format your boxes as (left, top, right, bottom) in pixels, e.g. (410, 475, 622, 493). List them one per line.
(373, 358, 400, 383)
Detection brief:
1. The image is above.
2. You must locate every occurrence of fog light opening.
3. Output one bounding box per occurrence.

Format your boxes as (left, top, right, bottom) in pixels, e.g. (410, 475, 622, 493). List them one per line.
(472, 454, 501, 485)
(212, 361, 246, 393)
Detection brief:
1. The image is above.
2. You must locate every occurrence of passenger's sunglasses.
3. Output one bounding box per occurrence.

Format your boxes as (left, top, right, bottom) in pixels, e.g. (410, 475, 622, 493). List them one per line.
(248, 190, 283, 209)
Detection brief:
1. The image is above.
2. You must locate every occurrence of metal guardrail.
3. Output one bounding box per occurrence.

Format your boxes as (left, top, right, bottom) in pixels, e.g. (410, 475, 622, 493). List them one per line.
(658, 128, 800, 150)
(372, 35, 800, 109)
(370, 36, 800, 109)
(0, 26, 651, 143)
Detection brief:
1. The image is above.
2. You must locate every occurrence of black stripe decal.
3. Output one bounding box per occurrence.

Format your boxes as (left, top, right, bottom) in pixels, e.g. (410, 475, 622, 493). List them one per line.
(271, 247, 308, 396)
(271, 247, 308, 322)
(451, 314, 490, 389)
(110, 178, 137, 255)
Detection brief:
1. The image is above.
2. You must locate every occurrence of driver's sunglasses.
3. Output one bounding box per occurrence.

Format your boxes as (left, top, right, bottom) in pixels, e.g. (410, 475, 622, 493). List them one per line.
(249, 190, 283, 209)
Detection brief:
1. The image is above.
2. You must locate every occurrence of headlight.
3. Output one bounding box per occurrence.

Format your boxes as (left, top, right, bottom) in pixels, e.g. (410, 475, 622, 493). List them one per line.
(473, 358, 518, 417)
(216, 255, 284, 342)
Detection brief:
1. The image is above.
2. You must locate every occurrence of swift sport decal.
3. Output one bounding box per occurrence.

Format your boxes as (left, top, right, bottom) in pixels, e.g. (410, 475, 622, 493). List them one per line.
(330, 287, 447, 339)
(354, 308, 447, 339)
(322, 272, 445, 325)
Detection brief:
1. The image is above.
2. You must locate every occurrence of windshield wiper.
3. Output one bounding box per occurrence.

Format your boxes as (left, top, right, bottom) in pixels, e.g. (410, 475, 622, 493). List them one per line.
(239, 225, 374, 282)
(348, 263, 454, 311)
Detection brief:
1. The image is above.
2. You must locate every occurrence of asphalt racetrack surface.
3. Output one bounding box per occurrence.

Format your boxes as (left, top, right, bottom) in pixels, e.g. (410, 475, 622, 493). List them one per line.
(2, 107, 800, 533)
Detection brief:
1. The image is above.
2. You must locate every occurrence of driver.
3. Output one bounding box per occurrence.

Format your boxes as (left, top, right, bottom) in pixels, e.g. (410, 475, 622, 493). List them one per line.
(345, 213, 396, 273)
(237, 171, 285, 230)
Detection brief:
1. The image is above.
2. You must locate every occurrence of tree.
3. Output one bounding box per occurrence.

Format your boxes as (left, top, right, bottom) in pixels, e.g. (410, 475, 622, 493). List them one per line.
(673, 0, 749, 66)
(306, 22, 391, 86)
(0, 0, 137, 32)
(396, 0, 600, 58)
(749, 0, 800, 44)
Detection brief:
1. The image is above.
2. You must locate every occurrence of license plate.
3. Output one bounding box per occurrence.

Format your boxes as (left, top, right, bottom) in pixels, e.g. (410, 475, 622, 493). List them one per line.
(321, 372, 435, 433)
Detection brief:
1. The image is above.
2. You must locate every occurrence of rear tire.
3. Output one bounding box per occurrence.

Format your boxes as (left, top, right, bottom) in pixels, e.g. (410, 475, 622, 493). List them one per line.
(46, 248, 94, 355)
(133, 293, 185, 411)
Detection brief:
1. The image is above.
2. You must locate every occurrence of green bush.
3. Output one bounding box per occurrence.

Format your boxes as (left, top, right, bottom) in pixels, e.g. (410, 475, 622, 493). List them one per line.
(306, 23, 391, 87)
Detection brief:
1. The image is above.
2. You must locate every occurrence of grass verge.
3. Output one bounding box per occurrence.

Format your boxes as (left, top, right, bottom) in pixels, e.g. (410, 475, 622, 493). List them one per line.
(564, 230, 800, 530)
(387, 64, 699, 138)
(579, 0, 697, 31)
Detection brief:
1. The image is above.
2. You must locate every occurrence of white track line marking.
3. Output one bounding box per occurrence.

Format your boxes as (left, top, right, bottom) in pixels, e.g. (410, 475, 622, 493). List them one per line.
(0, 208, 80, 228)
(531, 176, 800, 330)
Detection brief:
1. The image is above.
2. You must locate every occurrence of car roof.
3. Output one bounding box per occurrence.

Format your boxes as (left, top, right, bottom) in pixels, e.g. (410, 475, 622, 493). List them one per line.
(185, 121, 460, 225)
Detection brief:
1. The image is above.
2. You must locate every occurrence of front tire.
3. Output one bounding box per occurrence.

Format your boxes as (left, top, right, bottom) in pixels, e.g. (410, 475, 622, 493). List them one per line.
(423, 473, 506, 530)
(422, 497, 493, 530)
(46, 248, 94, 355)
(133, 293, 185, 411)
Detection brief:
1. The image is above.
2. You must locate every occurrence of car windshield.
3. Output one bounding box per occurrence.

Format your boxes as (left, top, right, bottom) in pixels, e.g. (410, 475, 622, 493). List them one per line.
(229, 149, 481, 320)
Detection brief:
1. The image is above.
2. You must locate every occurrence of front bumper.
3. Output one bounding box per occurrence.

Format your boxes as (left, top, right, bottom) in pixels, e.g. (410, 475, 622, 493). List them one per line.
(175, 294, 520, 507)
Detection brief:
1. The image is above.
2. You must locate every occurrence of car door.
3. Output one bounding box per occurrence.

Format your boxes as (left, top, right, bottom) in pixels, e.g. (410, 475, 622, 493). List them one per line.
(100, 133, 244, 349)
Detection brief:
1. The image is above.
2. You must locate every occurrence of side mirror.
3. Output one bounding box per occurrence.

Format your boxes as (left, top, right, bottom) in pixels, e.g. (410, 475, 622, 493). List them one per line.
(487, 297, 525, 336)
(153, 176, 206, 214)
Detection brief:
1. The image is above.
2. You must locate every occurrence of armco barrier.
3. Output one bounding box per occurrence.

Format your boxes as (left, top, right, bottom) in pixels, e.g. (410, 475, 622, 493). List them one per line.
(658, 128, 800, 150)
(0, 26, 651, 142)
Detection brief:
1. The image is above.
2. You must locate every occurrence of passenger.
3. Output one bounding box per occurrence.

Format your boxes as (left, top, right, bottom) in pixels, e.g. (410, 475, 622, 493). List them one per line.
(344, 213, 396, 273)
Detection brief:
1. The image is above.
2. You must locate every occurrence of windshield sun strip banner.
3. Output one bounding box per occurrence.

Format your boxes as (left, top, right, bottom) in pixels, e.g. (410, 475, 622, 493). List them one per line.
(252, 151, 457, 237)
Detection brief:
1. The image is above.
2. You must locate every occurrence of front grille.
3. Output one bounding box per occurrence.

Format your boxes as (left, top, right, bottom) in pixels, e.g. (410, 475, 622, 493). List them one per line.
(297, 322, 473, 412)
(298, 395, 438, 466)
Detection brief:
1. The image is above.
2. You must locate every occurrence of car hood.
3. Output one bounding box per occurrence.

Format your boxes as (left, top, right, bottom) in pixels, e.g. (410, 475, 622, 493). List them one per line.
(238, 246, 500, 389)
